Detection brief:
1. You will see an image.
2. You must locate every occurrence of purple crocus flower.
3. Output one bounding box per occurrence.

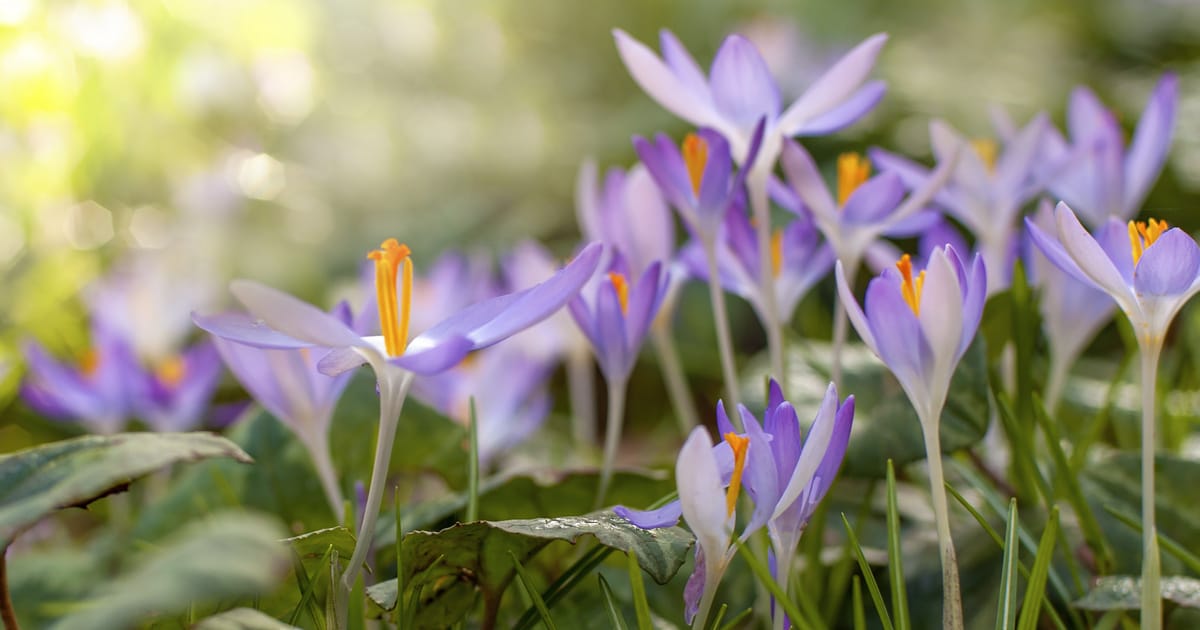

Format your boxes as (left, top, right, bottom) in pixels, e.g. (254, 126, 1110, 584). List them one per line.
(613, 28, 886, 164)
(1024, 201, 1117, 409)
(615, 382, 853, 629)
(871, 116, 1047, 292)
(195, 301, 364, 518)
(1025, 201, 1200, 349)
(567, 253, 665, 384)
(20, 323, 139, 435)
(131, 341, 222, 433)
(412, 343, 553, 467)
(780, 140, 954, 282)
(1041, 74, 1178, 227)
(635, 123, 763, 247)
(683, 204, 834, 326)
(576, 160, 674, 278)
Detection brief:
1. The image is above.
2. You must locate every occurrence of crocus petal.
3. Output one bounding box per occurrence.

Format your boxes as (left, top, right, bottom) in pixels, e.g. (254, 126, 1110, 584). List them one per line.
(389, 336, 476, 374)
(696, 128, 735, 225)
(781, 140, 837, 221)
(192, 312, 314, 349)
(709, 35, 781, 127)
(865, 272, 934, 398)
(835, 261, 878, 354)
(716, 400, 737, 436)
(957, 252, 988, 359)
(803, 396, 854, 517)
(918, 248, 965, 381)
(659, 29, 711, 100)
(615, 501, 683, 529)
(613, 29, 714, 127)
(623, 165, 676, 273)
(1054, 203, 1135, 304)
(790, 80, 886, 136)
(575, 159, 602, 243)
(1068, 86, 1112, 142)
(1124, 73, 1178, 215)
(994, 114, 1048, 198)
(677, 428, 731, 564)
(1024, 216, 1096, 288)
(776, 33, 888, 135)
(683, 549, 708, 624)
(885, 144, 959, 229)
(742, 409, 780, 537)
(231, 280, 366, 349)
(1134, 229, 1200, 297)
(772, 387, 838, 520)
(623, 263, 664, 351)
(595, 279, 631, 378)
(842, 172, 905, 224)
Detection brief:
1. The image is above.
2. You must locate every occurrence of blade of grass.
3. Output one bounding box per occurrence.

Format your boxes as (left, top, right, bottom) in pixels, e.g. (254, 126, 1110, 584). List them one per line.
(597, 574, 630, 630)
(852, 576, 866, 630)
(709, 603, 729, 630)
(626, 551, 653, 630)
(1103, 505, 1200, 575)
(510, 551, 557, 630)
(885, 460, 910, 630)
(731, 537, 815, 630)
(467, 397, 480, 523)
(995, 498, 1020, 630)
(719, 607, 752, 630)
(839, 513, 894, 630)
(289, 543, 333, 628)
(1016, 507, 1059, 630)
(394, 487, 404, 625)
(824, 480, 879, 627)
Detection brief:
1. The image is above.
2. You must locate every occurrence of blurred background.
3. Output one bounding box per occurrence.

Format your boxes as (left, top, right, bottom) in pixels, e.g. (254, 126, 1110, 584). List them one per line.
(0, 0, 1198, 426)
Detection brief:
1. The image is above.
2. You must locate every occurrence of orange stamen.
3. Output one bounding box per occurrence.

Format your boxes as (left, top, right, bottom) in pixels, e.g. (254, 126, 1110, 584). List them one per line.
(724, 432, 750, 517)
(367, 239, 413, 357)
(155, 356, 187, 387)
(608, 272, 629, 314)
(78, 348, 100, 377)
(837, 152, 871, 206)
(1129, 218, 1169, 264)
(682, 133, 709, 197)
(896, 254, 925, 316)
(770, 229, 784, 278)
(972, 139, 997, 172)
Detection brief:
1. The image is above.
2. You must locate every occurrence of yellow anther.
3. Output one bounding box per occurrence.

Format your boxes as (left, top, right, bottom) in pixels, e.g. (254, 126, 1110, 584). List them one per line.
(608, 272, 630, 314)
(155, 356, 187, 387)
(1129, 219, 1169, 264)
(367, 239, 413, 357)
(682, 133, 709, 197)
(896, 254, 925, 316)
(770, 229, 784, 278)
(78, 348, 100, 377)
(837, 152, 871, 206)
(724, 432, 750, 517)
(972, 139, 998, 172)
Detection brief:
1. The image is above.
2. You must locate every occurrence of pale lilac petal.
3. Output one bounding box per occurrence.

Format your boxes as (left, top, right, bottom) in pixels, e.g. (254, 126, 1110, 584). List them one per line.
(764, 399, 801, 487)
(709, 35, 781, 127)
(835, 261, 877, 353)
(776, 34, 888, 135)
(1095, 218, 1135, 286)
(1024, 216, 1096, 288)
(659, 30, 710, 100)
(683, 549, 707, 624)
(716, 401, 737, 436)
(192, 312, 313, 349)
(995, 114, 1048, 196)
(391, 336, 476, 374)
(634, 134, 692, 213)
(772, 386, 838, 520)
(318, 345, 372, 376)
(575, 159, 602, 243)
(696, 128, 734, 224)
(1068, 87, 1112, 141)
(1134, 228, 1200, 296)
(780, 140, 836, 220)
(789, 81, 886, 136)
(868, 148, 930, 192)
(1124, 73, 1178, 215)
(886, 144, 960, 228)
(615, 501, 683, 529)
(595, 279, 630, 378)
(1054, 203, 1134, 303)
(842, 172, 905, 224)
(958, 252, 988, 358)
(918, 247, 965, 377)
(613, 29, 714, 127)
(623, 263, 664, 352)
(865, 271, 934, 390)
(230, 280, 365, 349)
(623, 165, 675, 272)
(741, 409, 779, 537)
(677, 428, 730, 564)
(805, 396, 854, 514)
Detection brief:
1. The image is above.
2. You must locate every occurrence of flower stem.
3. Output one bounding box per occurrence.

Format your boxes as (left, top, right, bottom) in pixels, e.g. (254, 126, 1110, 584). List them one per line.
(567, 350, 597, 447)
(650, 323, 699, 435)
(306, 439, 346, 523)
(336, 370, 415, 629)
(701, 237, 743, 427)
(920, 411, 963, 630)
(691, 564, 723, 630)
(594, 375, 629, 510)
(1, 546, 18, 630)
(1044, 349, 1071, 415)
(1140, 339, 1163, 630)
(748, 166, 786, 384)
(772, 545, 793, 630)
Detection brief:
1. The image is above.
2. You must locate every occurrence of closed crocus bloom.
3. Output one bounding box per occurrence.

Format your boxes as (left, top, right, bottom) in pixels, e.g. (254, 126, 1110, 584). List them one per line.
(1042, 74, 1178, 227)
(577, 160, 674, 278)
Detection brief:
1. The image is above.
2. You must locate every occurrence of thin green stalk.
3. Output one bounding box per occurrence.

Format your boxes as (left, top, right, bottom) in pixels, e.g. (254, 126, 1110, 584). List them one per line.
(747, 165, 786, 384)
(594, 375, 629, 510)
(701, 236, 743, 424)
(1139, 339, 1163, 630)
(467, 397, 479, 523)
(1, 546, 18, 630)
(650, 324, 700, 434)
(567, 350, 597, 447)
(885, 461, 910, 630)
(336, 370, 415, 629)
(919, 411, 963, 630)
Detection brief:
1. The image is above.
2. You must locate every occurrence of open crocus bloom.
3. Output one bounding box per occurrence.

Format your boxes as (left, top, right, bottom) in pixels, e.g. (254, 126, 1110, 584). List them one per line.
(1026, 201, 1200, 348)
(568, 253, 666, 383)
(132, 341, 222, 433)
(1041, 73, 1178, 227)
(836, 245, 986, 421)
(20, 323, 138, 435)
(614, 28, 886, 164)
(196, 240, 603, 379)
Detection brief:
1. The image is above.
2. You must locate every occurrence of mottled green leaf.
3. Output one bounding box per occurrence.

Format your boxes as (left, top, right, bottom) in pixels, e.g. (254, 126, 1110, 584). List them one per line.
(1075, 576, 1200, 610)
(194, 608, 301, 630)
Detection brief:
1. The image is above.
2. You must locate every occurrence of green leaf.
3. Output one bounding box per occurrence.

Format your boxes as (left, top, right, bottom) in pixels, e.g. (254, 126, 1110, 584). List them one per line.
(53, 512, 289, 630)
(885, 460, 910, 630)
(995, 499, 1020, 630)
(625, 551, 652, 630)
(0, 432, 251, 546)
(840, 513, 894, 630)
(1075, 576, 1200, 610)
(1016, 507, 1058, 630)
(597, 574, 630, 630)
(771, 339, 991, 477)
(510, 550, 557, 630)
(366, 511, 693, 628)
(194, 608, 302, 629)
